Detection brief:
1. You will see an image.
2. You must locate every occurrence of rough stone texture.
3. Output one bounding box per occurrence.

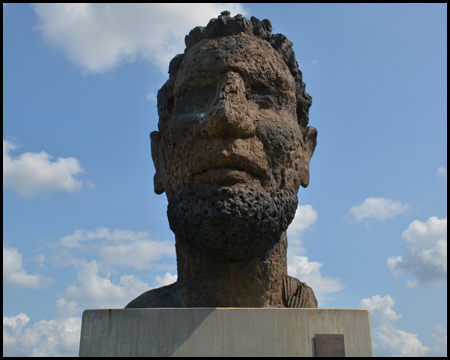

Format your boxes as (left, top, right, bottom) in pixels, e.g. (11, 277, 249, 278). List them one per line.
(126, 12, 318, 309)
(127, 233, 290, 308)
(170, 13, 312, 133)
(168, 187, 297, 260)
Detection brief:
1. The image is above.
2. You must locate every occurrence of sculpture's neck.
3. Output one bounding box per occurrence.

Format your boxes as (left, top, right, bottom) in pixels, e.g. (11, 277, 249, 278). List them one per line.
(174, 232, 288, 307)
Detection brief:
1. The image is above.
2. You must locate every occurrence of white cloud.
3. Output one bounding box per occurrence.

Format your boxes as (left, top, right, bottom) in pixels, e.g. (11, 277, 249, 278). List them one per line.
(438, 166, 447, 180)
(387, 216, 447, 287)
(428, 323, 447, 357)
(31, 3, 248, 74)
(155, 272, 177, 288)
(375, 328, 430, 357)
(359, 294, 401, 329)
(56, 260, 150, 317)
(47, 227, 176, 317)
(350, 197, 410, 222)
(288, 255, 345, 305)
(287, 204, 318, 238)
(286, 204, 343, 305)
(3, 139, 89, 198)
(4, 268, 177, 356)
(59, 227, 175, 270)
(101, 241, 175, 270)
(359, 295, 430, 357)
(287, 204, 318, 255)
(3, 313, 81, 357)
(60, 227, 153, 248)
(3, 313, 30, 348)
(3, 245, 54, 289)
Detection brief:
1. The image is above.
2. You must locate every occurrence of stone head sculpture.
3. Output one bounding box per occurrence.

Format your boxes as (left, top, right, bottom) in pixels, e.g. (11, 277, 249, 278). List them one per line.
(126, 12, 318, 308)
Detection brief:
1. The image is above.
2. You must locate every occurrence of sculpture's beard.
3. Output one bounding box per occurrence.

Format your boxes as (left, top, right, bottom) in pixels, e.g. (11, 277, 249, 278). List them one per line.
(167, 185, 298, 260)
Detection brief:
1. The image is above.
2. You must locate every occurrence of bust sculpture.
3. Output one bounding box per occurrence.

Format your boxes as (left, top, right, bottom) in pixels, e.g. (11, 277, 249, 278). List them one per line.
(125, 12, 318, 308)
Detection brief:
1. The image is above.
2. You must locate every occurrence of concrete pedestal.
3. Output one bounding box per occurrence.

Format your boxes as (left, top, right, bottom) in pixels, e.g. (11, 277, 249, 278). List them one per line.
(79, 308, 373, 357)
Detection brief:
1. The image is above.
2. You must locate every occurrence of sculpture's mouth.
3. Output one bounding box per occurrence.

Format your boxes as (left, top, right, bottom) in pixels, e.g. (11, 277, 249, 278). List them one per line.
(191, 152, 267, 179)
(196, 168, 256, 185)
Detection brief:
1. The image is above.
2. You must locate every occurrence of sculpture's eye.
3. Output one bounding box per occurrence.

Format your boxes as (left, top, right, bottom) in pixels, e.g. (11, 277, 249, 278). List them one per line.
(192, 110, 206, 122)
(251, 83, 273, 110)
(251, 83, 272, 96)
(193, 100, 208, 121)
(255, 100, 270, 110)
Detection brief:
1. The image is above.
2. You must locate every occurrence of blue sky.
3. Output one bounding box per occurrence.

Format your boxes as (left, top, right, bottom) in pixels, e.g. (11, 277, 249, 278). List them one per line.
(3, 3, 447, 357)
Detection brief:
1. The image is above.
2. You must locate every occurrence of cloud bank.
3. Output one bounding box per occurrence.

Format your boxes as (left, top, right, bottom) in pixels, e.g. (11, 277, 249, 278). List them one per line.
(3, 224, 179, 356)
(360, 295, 431, 357)
(52, 227, 176, 316)
(287, 204, 318, 238)
(3, 245, 53, 289)
(387, 216, 447, 288)
(58, 227, 175, 271)
(31, 3, 247, 74)
(287, 204, 318, 255)
(55, 260, 150, 317)
(350, 197, 410, 222)
(3, 139, 88, 198)
(3, 313, 81, 357)
(288, 255, 345, 305)
(286, 204, 344, 305)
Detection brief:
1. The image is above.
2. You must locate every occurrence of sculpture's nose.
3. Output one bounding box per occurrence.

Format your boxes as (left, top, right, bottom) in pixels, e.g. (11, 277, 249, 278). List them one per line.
(204, 71, 255, 138)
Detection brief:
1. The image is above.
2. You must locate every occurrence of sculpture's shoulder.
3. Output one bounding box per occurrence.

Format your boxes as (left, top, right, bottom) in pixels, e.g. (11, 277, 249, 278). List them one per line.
(124, 282, 182, 308)
(283, 276, 318, 308)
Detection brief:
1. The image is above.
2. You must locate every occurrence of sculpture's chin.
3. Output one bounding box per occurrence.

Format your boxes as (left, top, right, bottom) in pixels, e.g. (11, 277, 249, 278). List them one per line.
(167, 185, 298, 260)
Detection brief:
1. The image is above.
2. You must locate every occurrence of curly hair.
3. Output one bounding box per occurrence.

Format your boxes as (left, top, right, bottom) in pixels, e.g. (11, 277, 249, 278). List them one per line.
(157, 11, 312, 133)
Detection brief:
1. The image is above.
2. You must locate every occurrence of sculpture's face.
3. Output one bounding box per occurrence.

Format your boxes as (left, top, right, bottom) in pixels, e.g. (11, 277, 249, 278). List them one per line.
(152, 34, 317, 260)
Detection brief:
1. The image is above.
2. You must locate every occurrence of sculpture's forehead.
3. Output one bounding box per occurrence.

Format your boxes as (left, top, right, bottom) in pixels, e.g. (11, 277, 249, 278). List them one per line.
(176, 35, 295, 93)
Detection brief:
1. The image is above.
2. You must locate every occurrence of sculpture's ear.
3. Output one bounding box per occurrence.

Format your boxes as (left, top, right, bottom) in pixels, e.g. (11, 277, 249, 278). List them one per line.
(300, 126, 317, 188)
(150, 131, 165, 195)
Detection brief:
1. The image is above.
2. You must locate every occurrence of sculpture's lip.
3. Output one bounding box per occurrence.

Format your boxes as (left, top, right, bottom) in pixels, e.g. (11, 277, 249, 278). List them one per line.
(194, 168, 256, 185)
(191, 152, 267, 178)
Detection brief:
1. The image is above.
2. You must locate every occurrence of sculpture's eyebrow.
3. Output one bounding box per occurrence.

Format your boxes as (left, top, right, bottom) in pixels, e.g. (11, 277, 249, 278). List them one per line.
(228, 61, 295, 93)
(176, 46, 295, 96)
(174, 77, 216, 100)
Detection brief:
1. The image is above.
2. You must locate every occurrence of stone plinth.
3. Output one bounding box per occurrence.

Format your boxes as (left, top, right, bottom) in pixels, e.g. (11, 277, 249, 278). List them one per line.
(79, 308, 373, 357)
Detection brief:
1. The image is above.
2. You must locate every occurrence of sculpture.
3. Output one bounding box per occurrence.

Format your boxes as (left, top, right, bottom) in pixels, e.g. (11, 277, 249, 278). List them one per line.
(125, 11, 318, 308)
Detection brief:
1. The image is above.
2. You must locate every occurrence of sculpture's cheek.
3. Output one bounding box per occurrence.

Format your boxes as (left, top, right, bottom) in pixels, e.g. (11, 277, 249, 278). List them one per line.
(255, 119, 305, 192)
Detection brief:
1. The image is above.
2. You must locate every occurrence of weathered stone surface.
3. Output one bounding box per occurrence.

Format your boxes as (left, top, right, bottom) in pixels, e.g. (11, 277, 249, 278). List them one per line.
(168, 187, 297, 261)
(126, 233, 290, 308)
(126, 12, 318, 309)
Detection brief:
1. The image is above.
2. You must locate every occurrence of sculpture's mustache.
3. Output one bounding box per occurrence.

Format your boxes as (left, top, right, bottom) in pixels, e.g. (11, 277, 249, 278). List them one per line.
(187, 121, 299, 176)
(190, 151, 267, 178)
(188, 137, 270, 178)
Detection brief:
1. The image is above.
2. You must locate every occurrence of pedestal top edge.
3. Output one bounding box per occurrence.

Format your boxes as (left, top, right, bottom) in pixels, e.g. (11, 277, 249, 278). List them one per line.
(82, 308, 369, 312)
